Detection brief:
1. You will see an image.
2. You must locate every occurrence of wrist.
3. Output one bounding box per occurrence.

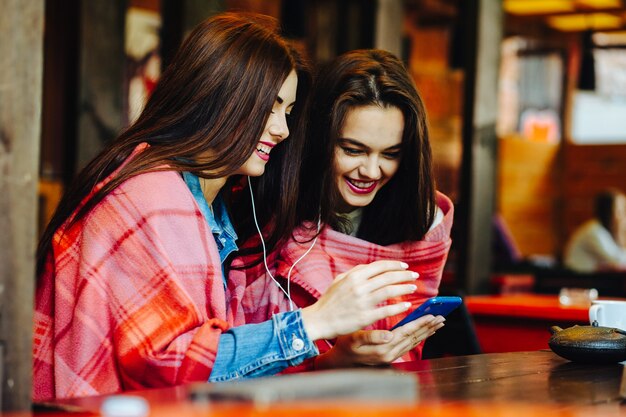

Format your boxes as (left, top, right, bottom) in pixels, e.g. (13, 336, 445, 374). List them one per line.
(313, 351, 331, 370)
(314, 350, 340, 370)
(301, 305, 325, 341)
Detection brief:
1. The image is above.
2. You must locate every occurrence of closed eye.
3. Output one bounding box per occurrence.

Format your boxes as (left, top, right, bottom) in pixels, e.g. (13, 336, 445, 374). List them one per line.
(340, 146, 364, 156)
(271, 102, 295, 117)
(383, 151, 401, 159)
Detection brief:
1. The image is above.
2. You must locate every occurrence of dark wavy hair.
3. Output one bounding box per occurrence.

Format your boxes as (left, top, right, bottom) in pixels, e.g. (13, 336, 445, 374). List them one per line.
(297, 49, 435, 245)
(37, 12, 310, 274)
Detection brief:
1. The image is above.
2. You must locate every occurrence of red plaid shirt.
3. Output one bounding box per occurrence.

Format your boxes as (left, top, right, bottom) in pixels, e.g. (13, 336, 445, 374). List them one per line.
(33, 145, 252, 400)
(234, 192, 454, 364)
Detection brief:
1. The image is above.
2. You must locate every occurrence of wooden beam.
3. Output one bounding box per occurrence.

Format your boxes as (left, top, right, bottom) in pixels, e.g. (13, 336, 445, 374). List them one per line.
(457, 0, 503, 294)
(0, 0, 44, 410)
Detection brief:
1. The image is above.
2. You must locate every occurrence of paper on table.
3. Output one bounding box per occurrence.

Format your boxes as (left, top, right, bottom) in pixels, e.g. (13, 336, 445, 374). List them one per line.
(189, 368, 419, 406)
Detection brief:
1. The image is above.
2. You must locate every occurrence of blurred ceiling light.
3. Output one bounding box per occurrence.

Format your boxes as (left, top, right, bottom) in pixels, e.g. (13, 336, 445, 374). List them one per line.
(548, 12, 623, 31)
(576, 0, 622, 9)
(505, 0, 624, 16)
(504, 0, 574, 15)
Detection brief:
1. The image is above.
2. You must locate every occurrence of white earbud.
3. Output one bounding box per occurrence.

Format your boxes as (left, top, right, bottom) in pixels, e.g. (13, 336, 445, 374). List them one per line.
(247, 176, 320, 311)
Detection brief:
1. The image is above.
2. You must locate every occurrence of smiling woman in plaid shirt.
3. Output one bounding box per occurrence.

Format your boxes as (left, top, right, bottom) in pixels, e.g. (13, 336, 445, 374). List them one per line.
(33, 14, 418, 400)
(233, 49, 453, 371)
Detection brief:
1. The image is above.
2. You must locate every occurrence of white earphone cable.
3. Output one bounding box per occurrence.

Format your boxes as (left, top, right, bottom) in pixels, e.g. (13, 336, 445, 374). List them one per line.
(247, 176, 320, 312)
(285, 217, 320, 311)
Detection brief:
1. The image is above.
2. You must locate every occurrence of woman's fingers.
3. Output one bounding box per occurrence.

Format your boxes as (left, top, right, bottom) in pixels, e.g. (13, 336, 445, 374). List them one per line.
(352, 329, 394, 346)
(337, 265, 419, 309)
(303, 260, 424, 340)
(369, 282, 418, 306)
(361, 269, 420, 292)
(328, 316, 447, 366)
(392, 315, 446, 351)
(336, 260, 410, 284)
(369, 301, 413, 324)
(396, 314, 444, 336)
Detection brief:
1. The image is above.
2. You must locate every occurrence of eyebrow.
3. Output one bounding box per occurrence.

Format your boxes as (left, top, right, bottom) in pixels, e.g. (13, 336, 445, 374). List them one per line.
(338, 138, 402, 151)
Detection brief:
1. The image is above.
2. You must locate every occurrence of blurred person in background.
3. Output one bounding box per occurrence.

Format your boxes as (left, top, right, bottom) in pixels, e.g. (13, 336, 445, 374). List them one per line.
(564, 189, 626, 273)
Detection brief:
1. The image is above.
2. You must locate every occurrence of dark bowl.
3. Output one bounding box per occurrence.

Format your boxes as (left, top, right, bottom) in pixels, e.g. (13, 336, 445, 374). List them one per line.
(548, 325, 626, 364)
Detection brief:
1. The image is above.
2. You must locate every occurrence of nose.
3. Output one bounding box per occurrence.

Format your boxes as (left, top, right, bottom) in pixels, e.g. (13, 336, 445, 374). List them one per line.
(268, 113, 290, 142)
(358, 155, 381, 180)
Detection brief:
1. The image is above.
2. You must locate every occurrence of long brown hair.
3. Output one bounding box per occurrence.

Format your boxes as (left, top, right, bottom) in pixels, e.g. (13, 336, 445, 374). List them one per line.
(298, 49, 435, 245)
(37, 13, 309, 274)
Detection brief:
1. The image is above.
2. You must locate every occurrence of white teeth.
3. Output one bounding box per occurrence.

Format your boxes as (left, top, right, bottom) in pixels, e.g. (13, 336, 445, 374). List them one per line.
(348, 179, 375, 189)
(257, 143, 271, 154)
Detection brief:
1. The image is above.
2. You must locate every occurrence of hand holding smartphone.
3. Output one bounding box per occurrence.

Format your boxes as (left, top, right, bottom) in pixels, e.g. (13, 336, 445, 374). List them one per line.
(390, 296, 462, 330)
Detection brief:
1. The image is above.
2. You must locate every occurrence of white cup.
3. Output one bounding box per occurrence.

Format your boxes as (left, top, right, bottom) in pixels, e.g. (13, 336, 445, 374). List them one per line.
(589, 300, 626, 331)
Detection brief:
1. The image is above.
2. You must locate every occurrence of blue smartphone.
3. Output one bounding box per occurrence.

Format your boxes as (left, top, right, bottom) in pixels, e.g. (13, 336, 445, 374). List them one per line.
(390, 296, 462, 330)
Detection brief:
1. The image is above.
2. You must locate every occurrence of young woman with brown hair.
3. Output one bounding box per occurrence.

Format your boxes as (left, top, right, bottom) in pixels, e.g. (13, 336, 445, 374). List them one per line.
(236, 49, 453, 369)
(34, 16, 417, 400)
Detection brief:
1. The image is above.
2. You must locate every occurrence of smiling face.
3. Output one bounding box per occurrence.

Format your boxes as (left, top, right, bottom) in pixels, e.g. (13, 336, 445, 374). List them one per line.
(333, 104, 405, 213)
(235, 69, 298, 177)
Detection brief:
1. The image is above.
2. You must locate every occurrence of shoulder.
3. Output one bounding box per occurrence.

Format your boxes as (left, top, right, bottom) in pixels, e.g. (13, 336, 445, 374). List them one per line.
(98, 142, 194, 212)
(567, 220, 610, 251)
(82, 170, 204, 241)
(576, 220, 607, 239)
(423, 192, 454, 241)
(107, 170, 193, 212)
(435, 191, 454, 218)
(80, 170, 221, 265)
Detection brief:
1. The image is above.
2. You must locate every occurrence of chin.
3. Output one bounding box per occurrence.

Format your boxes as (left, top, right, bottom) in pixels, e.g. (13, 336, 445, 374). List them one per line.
(246, 167, 266, 177)
(342, 196, 372, 209)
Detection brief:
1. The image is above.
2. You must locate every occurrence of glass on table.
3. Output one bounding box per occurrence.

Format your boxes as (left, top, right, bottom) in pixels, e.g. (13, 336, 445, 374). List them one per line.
(558, 287, 599, 307)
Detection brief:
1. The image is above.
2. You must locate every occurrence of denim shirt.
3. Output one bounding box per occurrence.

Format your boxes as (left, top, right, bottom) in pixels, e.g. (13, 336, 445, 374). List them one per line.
(182, 172, 318, 381)
(183, 172, 238, 282)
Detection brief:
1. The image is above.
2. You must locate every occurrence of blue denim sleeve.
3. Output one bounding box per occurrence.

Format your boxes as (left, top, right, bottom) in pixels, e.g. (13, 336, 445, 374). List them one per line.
(209, 310, 318, 382)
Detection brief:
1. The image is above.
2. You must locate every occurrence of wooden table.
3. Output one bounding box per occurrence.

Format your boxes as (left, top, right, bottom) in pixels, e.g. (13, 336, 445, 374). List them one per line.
(465, 294, 593, 353)
(40, 351, 626, 417)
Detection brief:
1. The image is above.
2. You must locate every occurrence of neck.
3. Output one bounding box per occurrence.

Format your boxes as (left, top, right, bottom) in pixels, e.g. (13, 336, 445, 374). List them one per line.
(337, 207, 363, 237)
(336, 202, 358, 215)
(199, 176, 227, 204)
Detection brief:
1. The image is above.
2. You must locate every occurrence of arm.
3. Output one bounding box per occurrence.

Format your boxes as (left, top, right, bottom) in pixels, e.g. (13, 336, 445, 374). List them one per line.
(108, 215, 416, 387)
(210, 311, 317, 381)
(212, 260, 420, 379)
(68, 170, 245, 390)
(584, 228, 626, 270)
(42, 195, 230, 396)
(103, 208, 229, 388)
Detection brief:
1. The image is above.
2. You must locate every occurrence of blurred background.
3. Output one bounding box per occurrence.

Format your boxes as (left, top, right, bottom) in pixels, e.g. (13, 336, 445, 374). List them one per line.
(37, 0, 626, 292)
(3, 0, 626, 409)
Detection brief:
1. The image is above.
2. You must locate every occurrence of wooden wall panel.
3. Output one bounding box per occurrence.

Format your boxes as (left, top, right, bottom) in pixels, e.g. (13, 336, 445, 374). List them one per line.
(407, 22, 464, 203)
(498, 140, 626, 260)
(562, 144, 626, 241)
(497, 136, 561, 256)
